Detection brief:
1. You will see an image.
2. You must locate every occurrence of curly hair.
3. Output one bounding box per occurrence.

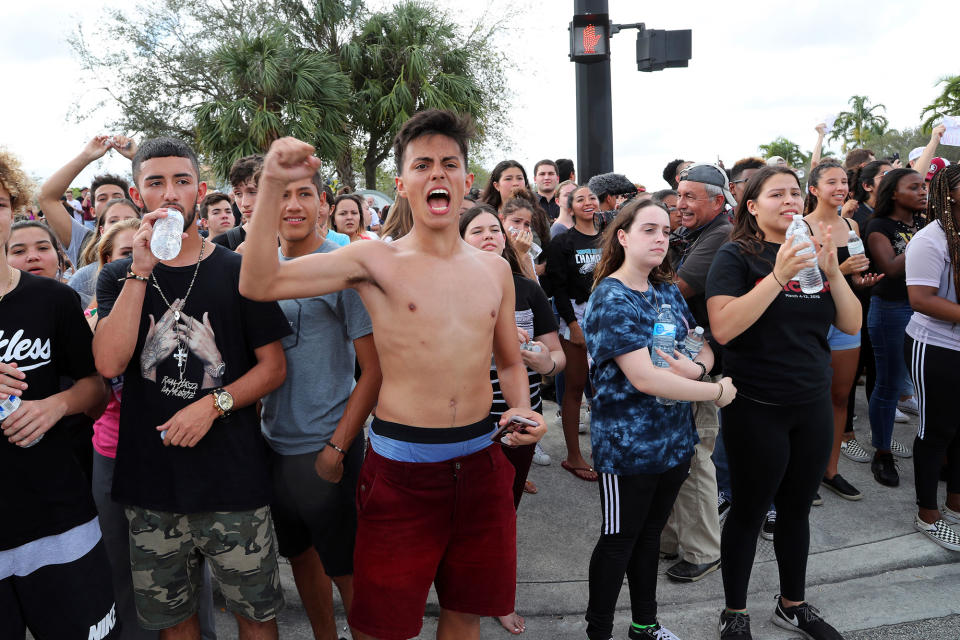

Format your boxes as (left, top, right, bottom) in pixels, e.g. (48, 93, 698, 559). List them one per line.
(0, 149, 35, 213)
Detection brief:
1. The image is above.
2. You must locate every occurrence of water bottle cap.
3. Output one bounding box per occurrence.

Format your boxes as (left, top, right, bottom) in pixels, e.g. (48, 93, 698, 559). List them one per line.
(792, 214, 803, 221)
(694, 326, 704, 335)
(848, 230, 858, 238)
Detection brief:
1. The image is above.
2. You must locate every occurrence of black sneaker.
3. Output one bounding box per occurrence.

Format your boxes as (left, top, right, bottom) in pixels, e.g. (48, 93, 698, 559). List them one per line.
(628, 621, 681, 639)
(665, 558, 720, 582)
(871, 451, 900, 487)
(822, 474, 862, 501)
(718, 609, 751, 639)
(761, 510, 775, 540)
(771, 597, 843, 639)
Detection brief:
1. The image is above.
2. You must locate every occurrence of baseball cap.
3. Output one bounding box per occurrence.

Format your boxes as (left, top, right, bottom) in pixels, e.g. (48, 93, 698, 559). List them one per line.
(927, 157, 951, 181)
(908, 147, 925, 163)
(765, 156, 786, 166)
(678, 163, 737, 206)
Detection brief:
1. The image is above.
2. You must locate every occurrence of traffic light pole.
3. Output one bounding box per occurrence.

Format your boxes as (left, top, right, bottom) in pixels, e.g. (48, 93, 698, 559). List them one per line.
(574, 0, 613, 183)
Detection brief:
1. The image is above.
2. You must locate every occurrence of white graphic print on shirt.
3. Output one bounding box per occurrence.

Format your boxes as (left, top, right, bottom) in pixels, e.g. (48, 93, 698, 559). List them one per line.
(139, 302, 224, 399)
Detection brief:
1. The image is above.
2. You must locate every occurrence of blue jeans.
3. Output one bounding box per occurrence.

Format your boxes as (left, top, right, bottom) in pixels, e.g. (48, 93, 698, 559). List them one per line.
(867, 297, 913, 450)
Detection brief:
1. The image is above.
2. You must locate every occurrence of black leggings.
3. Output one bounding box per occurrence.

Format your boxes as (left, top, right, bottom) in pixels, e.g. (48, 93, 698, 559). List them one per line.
(585, 460, 689, 640)
(905, 336, 960, 509)
(720, 392, 832, 610)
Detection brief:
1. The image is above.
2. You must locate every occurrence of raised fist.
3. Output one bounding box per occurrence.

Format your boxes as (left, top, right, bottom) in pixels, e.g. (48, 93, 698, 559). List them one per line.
(261, 137, 322, 187)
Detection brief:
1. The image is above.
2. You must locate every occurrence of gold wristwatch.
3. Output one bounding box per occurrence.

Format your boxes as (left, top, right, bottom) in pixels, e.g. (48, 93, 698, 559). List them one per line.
(212, 387, 234, 418)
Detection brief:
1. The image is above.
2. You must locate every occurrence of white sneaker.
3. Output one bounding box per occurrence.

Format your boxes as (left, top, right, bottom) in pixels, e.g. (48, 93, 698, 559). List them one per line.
(915, 515, 960, 552)
(942, 504, 960, 525)
(840, 438, 871, 463)
(894, 408, 910, 423)
(532, 442, 551, 466)
(890, 438, 912, 459)
(898, 397, 919, 415)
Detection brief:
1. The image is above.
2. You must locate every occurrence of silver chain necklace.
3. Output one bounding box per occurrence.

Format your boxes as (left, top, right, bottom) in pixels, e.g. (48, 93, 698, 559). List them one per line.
(150, 236, 206, 380)
(637, 283, 661, 315)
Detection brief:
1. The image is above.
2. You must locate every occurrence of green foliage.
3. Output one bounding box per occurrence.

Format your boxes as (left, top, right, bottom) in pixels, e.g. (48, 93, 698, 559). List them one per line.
(68, 0, 512, 186)
(829, 95, 889, 152)
(194, 30, 348, 180)
(921, 75, 960, 130)
(758, 137, 810, 169)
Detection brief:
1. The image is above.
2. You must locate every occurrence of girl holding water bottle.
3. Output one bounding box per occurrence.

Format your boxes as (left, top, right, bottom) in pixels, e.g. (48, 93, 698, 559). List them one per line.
(581, 199, 735, 640)
(803, 160, 883, 501)
(706, 166, 860, 639)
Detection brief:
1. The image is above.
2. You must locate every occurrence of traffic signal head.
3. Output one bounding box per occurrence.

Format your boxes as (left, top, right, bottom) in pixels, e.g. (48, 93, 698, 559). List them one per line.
(569, 13, 610, 63)
(636, 29, 692, 72)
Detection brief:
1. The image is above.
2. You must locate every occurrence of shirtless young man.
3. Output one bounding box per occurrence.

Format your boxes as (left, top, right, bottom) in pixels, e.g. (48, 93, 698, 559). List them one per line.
(240, 109, 547, 640)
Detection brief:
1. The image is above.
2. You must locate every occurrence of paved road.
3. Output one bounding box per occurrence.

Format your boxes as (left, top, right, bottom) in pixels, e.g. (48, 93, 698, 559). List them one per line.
(211, 385, 960, 638)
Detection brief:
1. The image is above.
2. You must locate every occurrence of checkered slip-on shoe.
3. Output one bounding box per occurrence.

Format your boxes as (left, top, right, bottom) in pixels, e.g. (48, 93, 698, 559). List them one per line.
(890, 438, 912, 458)
(915, 516, 960, 552)
(840, 438, 870, 463)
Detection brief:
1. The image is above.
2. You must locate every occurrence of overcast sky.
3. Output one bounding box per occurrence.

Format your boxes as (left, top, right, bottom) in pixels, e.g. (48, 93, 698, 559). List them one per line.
(3, 0, 959, 193)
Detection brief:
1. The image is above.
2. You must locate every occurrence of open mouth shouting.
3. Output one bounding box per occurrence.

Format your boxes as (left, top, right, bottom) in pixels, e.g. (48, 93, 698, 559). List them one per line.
(427, 187, 451, 215)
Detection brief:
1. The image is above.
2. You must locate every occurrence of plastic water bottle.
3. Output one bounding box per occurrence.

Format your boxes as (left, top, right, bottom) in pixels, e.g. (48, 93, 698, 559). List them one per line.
(651, 304, 677, 406)
(846, 230, 865, 256)
(151, 208, 185, 260)
(683, 326, 705, 358)
(0, 395, 42, 447)
(786, 215, 823, 294)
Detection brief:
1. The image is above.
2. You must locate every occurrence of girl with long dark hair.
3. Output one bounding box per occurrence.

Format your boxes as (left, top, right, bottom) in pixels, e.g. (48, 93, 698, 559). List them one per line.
(545, 185, 602, 481)
(459, 204, 566, 634)
(706, 166, 860, 639)
(803, 161, 882, 500)
(863, 168, 927, 486)
(903, 164, 960, 552)
(582, 199, 734, 640)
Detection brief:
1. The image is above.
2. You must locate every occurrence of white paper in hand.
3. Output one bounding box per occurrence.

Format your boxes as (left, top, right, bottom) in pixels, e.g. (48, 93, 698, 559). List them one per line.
(820, 114, 837, 134)
(939, 116, 960, 146)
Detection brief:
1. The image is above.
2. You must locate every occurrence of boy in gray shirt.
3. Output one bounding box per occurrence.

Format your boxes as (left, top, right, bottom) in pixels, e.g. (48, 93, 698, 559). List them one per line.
(259, 169, 380, 640)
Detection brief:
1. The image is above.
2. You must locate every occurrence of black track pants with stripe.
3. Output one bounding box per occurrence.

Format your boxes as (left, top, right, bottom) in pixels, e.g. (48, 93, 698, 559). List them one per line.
(585, 460, 690, 640)
(906, 335, 960, 510)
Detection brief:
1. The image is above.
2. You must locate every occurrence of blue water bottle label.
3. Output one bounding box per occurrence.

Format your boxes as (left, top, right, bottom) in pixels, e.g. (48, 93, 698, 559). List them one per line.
(653, 323, 676, 337)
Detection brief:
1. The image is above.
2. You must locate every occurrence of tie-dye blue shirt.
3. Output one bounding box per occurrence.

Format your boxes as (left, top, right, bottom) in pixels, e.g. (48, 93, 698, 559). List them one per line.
(583, 277, 698, 475)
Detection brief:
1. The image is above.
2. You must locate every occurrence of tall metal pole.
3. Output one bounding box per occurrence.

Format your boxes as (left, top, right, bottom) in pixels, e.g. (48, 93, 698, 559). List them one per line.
(574, 0, 613, 183)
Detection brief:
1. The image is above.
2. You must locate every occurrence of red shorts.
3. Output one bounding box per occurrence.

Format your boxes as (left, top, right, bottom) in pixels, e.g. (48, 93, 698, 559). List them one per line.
(348, 445, 517, 640)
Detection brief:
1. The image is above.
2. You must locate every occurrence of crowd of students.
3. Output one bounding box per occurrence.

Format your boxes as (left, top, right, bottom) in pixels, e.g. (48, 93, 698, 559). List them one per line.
(1, 111, 959, 640)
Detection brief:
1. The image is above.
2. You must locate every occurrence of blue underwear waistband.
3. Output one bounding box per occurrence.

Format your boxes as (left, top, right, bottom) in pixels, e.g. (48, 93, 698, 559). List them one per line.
(369, 415, 496, 463)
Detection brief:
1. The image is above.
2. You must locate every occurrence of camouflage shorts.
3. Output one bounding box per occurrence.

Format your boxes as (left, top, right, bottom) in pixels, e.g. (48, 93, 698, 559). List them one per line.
(125, 505, 284, 629)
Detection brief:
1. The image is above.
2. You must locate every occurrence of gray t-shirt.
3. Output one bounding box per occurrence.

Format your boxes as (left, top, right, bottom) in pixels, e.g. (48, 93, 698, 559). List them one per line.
(67, 262, 98, 309)
(259, 240, 373, 455)
(676, 215, 732, 329)
(66, 218, 94, 270)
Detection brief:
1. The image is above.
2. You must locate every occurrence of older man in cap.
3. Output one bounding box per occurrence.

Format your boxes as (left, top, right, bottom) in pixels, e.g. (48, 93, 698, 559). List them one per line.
(660, 163, 735, 583)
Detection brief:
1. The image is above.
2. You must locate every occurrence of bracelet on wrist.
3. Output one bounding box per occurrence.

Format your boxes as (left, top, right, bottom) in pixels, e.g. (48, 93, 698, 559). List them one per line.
(326, 442, 346, 457)
(715, 382, 724, 402)
(544, 360, 557, 376)
(771, 271, 785, 288)
(695, 361, 707, 381)
(125, 269, 149, 283)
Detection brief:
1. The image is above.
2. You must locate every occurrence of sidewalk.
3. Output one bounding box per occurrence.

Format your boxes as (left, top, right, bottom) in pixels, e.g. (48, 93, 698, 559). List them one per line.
(219, 387, 960, 638)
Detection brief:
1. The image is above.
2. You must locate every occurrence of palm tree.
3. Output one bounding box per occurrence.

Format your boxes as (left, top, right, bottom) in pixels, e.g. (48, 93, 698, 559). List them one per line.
(194, 30, 350, 181)
(830, 95, 889, 152)
(339, 0, 491, 189)
(921, 75, 960, 130)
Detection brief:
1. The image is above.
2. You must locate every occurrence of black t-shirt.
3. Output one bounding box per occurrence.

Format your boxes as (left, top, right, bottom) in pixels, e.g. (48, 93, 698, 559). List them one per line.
(544, 228, 601, 324)
(490, 274, 558, 416)
(97, 248, 290, 513)
(863, 215, 921, 301)
(705, 241, 835, 404)
(211, 224, 246, 251)
(0, 272, 98, 550)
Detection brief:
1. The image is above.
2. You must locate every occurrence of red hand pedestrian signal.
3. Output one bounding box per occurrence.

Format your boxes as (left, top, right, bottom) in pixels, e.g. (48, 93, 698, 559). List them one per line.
(583, 24, 602, 54)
